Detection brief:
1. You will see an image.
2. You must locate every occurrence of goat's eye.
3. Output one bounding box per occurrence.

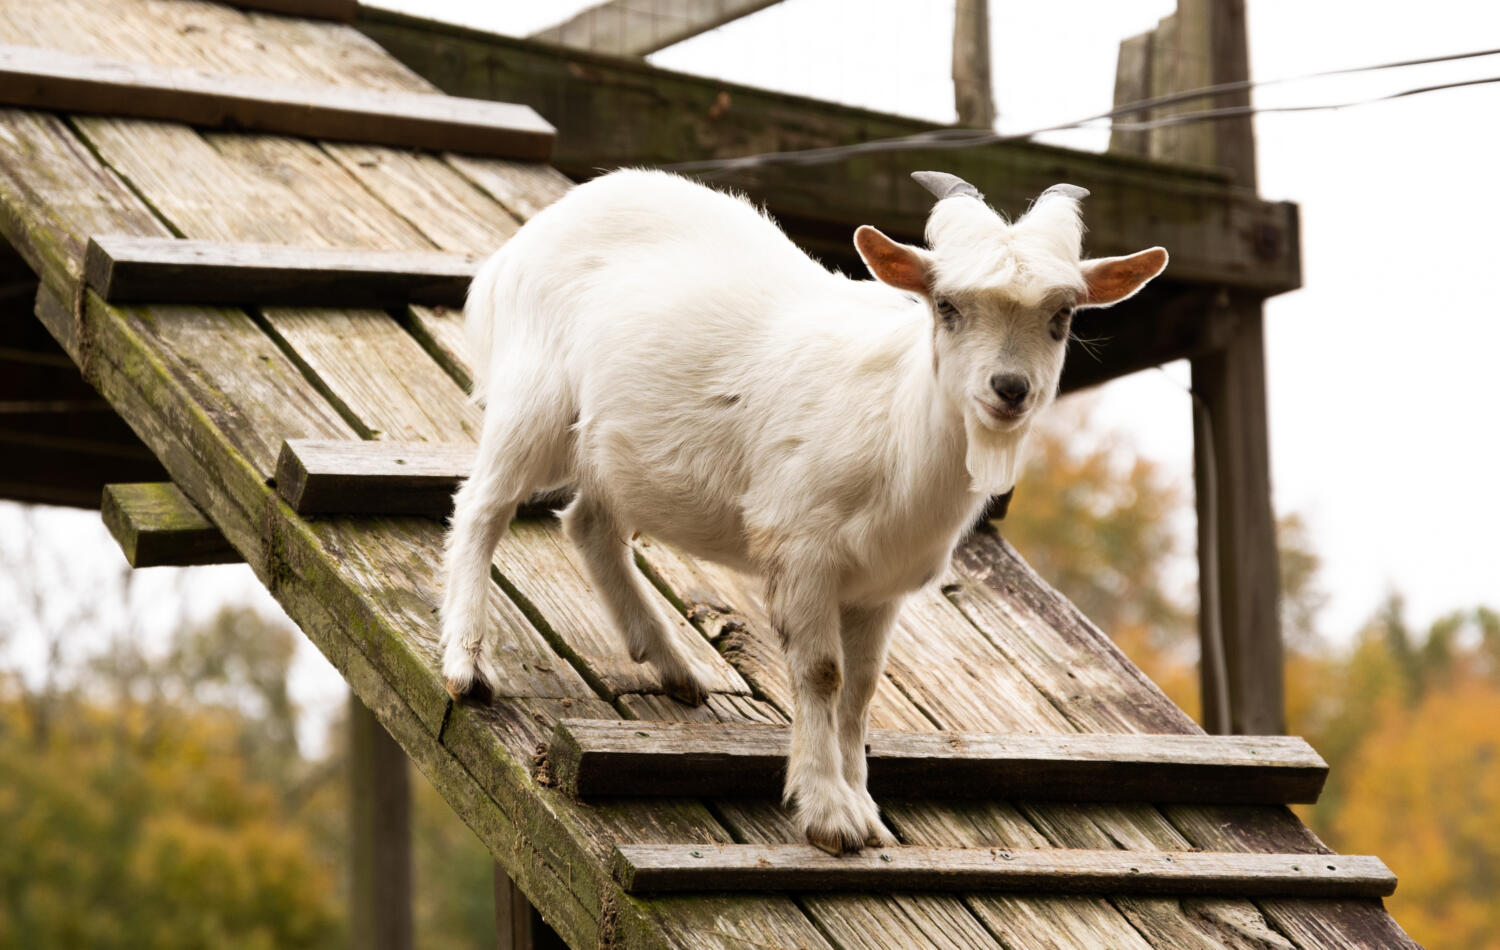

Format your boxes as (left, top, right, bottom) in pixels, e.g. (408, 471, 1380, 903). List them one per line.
(935, 298, 961, 330)
(1049, 306, 1074, 342)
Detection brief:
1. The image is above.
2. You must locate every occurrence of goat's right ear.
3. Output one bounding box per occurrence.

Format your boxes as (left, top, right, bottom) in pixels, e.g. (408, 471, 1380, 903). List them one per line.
(855, 226, 931, 295)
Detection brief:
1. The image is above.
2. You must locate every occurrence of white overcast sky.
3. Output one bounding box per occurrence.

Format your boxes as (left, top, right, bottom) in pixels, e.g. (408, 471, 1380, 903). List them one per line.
(6, 1, 1497, 748)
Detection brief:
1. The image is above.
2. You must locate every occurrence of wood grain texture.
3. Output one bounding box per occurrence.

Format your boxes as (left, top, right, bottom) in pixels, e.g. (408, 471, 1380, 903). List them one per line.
(0, 43, 554, 159)
(86, 234, 478, 308)
(101, 481, 240, 566)
(612, 845, 1396, 899)
(275, 438, 473, 515)
(548, 719, 1327, 804)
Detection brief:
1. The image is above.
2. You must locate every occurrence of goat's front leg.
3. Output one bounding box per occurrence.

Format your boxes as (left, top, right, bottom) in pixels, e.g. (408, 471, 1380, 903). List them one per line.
(837, 600, 900, 847)
(766, 562, 867, 854)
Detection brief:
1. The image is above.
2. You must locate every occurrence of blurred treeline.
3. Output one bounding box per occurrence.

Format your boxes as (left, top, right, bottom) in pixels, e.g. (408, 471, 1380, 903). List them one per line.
(2, 407, 1496, 948)
(1005, 408, 1500, 950)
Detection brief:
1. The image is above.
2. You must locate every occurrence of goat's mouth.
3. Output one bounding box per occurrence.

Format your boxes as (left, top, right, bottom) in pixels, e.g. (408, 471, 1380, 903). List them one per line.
(976, 398, 1027, 427)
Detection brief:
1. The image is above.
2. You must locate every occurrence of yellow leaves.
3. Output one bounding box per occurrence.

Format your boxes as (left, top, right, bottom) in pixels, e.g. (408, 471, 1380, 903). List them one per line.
(1329, 673, 1500, 950)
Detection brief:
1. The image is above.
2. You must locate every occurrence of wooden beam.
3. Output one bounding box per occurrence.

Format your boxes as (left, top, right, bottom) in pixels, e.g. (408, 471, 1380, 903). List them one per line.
(494, 864, 566, 950)
(220, 0, 358, 24)
(101, 482, 240, 567)
(0, 44, 554, 160)
(532, 0, 785, 57)
(546, 719, 1327, 804)
(276, 438, 473, 516)
(611, 844, 1397, 898)
(357, 9, 1301, 295)
(86, 235, 477, 308)
(349, 696, 413, 950)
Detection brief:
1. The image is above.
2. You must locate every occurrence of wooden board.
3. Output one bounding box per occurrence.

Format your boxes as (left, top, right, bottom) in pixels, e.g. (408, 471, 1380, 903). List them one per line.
(86, 234, 477, 307)
(276, 438, 472, 516)
(612, 845, 1396, 899)
(547, 719, 1328, 804)
(101, 481, 240, 566)
(0, 43, 554, 160)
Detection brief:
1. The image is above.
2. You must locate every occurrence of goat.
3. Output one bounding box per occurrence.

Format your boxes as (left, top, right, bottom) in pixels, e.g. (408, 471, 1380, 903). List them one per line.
(440, 169, 1167, 854)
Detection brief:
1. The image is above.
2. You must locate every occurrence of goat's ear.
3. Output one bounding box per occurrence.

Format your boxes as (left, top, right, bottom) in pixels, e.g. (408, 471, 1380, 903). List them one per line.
(854, 226, 931, 295)
(1078, 247, 1168, 308)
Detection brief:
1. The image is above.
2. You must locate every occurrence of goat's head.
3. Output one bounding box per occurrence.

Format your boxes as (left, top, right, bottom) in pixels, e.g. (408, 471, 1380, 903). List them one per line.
(853, 172, 1168, 492)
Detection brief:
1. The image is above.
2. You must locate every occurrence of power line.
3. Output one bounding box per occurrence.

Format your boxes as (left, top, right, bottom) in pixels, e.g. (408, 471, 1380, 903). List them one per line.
(664, 46, 1500, 175)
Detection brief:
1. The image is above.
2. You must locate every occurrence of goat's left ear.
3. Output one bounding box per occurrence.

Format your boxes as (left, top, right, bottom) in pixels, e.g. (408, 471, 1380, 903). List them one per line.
(1079, 247, 1169, 308)
(855, 225, 931, 295)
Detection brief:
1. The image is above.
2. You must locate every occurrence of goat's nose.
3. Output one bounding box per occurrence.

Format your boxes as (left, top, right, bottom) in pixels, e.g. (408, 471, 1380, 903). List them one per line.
(990, 373, 1030, 406)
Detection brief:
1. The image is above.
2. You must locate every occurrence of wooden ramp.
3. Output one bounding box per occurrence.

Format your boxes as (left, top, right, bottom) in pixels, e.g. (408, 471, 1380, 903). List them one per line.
(0, 1, 1417, 948)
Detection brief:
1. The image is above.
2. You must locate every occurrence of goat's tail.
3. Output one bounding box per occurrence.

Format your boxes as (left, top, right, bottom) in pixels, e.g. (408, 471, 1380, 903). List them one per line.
(463, 249, 510, 406)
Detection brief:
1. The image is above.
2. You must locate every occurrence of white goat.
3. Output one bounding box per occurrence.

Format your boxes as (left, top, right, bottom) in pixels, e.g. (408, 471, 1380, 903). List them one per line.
(441, 169, 1166, 853)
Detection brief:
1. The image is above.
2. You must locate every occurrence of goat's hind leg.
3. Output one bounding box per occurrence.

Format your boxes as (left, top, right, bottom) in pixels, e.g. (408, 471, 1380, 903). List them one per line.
(561, 496, 708, 706)
(440, 374, 570, 699)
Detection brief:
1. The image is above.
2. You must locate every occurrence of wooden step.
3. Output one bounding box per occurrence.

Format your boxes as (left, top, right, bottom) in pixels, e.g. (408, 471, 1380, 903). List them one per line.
(102, 482, 240, 567)
(548, 719, 1329, 804)
(0, 44, 553, 159)
(610, 844, 1397, 898)
(86, 235, 478, 308)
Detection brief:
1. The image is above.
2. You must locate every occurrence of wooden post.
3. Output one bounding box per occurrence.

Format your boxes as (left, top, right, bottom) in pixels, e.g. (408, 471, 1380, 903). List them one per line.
(349, 696, 413, 950)
(1112, 0, 1284, 735)
(952, 0, 995, 128)
(494, 865, 566, 950)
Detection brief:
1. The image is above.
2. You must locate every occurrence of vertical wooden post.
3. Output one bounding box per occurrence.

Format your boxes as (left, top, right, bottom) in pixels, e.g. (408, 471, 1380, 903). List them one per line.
(350, 695, 414, 950)
(1112, 0, 1285, 735)
(952, 0, 995, 128)
(494, 863, 565, 950)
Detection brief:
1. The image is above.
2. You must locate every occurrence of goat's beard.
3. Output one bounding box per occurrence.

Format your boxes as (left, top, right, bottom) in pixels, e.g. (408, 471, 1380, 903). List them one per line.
(963, 413, 1028, 495)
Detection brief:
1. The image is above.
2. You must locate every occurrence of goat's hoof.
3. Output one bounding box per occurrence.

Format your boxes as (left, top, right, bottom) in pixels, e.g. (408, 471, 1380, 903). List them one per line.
(662, 673, 709, 707)
(806, 824, 866, 856)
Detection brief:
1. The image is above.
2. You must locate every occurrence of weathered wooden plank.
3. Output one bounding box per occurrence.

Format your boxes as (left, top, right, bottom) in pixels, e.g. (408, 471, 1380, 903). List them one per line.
(612, 845, 1396, 899)
(101, 481, 240, 566)
(547, 719, 1328, 804)
(531, 0, 786, 57)
(358, 8, 1300, 295)
(85, 234, 478, 307)
(0, 43, 554, 160)
(275, 438, 472, 515)
(222, 0, 357, 24)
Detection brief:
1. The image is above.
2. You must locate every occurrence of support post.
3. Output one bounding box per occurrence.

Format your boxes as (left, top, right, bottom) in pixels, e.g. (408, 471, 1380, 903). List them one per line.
(1113, 0, 1284, 735)
(952, 0, 995, 128)
(494, 864, 565, 950)
(349, 696, 413, 950)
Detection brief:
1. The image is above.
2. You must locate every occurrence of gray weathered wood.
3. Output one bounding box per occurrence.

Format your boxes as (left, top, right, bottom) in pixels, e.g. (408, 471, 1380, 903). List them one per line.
(612, 845, 1397, 899)
(101, 482, 241, 567)
(86, 235, 478, 308)
(0, 43, 553, 160)
(951, 0, 995, 128)
(531, 0, 785, 57)
(547, 719, 1328, 804)
(275, 438, 473, 516)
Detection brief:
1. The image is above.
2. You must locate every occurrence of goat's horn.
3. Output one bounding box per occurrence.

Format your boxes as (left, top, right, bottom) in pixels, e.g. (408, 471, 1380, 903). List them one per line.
(912, 171, 983, 202)
(1039, 183, 1090, 201)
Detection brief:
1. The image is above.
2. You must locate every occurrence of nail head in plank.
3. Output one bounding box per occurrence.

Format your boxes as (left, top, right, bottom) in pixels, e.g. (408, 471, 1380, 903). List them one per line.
(221, 0, 358, 23)
(86, 235, 478, 308)
(101, 482, 242, 567)
(0, 44, 554, 160)
(549, 719, 1328, 804)
(610, 844, 1396, 898)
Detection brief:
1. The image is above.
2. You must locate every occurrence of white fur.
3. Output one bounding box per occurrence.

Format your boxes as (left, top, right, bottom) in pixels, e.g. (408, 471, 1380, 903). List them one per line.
(441, 169, 1160, 853)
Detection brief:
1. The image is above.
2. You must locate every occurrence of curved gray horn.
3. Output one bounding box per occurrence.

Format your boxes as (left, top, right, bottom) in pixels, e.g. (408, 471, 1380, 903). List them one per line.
(912, 170, 984, 201)
(1039, 183, 1090, 201)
